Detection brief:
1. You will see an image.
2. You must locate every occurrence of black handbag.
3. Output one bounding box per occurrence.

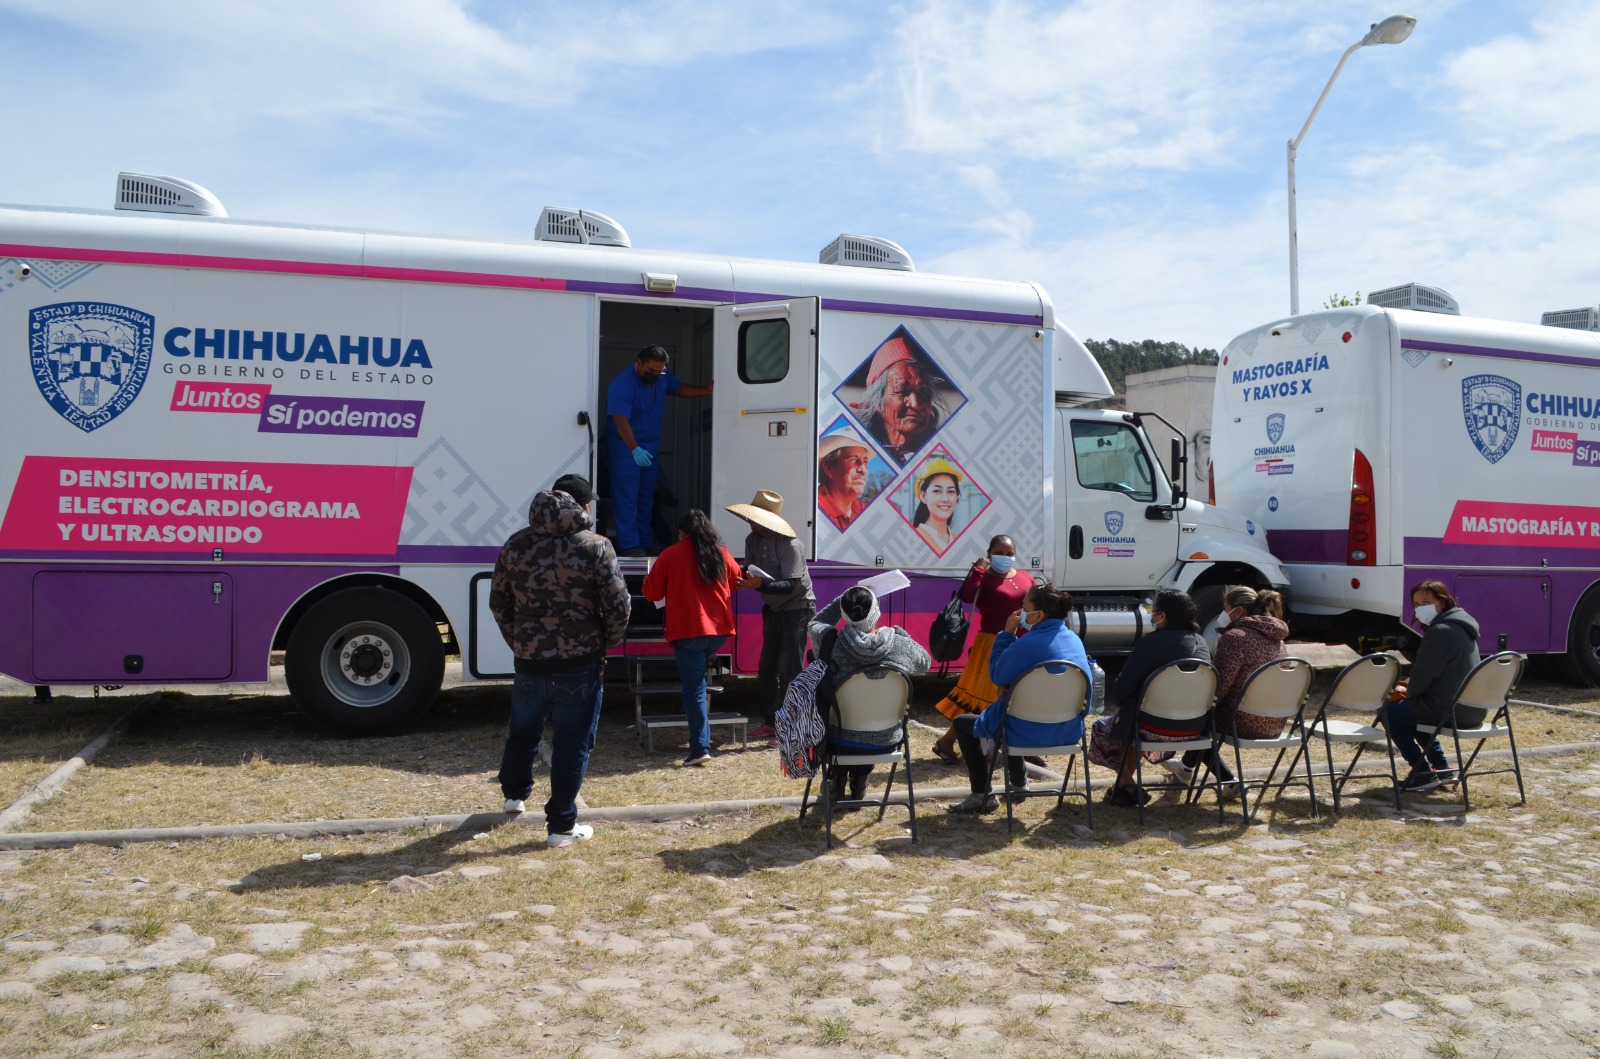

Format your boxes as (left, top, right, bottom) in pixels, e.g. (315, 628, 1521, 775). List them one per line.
(927, 590, 972, 663)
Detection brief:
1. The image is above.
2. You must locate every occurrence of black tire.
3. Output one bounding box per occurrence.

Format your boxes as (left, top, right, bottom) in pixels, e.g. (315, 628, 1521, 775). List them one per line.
(1555, 589, 1600, 688)
(285, 587, 445, 735)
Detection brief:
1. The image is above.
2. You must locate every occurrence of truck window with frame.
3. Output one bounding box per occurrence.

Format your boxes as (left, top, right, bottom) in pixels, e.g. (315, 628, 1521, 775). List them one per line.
(738, 319, 789, 383)
(1070, 420, 1156, 502)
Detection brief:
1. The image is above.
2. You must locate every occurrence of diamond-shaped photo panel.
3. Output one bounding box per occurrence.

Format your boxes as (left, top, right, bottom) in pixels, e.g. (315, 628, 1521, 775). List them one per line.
(890, 445, 991, 557)
(816, 415, 894, 534)
(833, 326, 967, 467)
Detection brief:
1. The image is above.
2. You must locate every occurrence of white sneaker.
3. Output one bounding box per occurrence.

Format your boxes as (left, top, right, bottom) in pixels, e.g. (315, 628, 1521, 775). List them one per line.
(1159, 759, 1194, 785)
(504, 798, 526, 814)
(547, 823, 594, 847)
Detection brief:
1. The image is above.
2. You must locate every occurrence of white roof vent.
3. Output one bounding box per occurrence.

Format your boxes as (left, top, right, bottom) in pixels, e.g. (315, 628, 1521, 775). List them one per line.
(534, 207, 630, 247)
(1540, 306, 1600, 331)
(1367, 282, 1459, 315)
(114, 172, 227, 217)
(819, 234, 914, 271)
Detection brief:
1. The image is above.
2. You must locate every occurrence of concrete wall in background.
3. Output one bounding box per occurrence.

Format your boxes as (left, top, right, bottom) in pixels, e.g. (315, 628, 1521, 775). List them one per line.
(1124, 364, 1217, 485)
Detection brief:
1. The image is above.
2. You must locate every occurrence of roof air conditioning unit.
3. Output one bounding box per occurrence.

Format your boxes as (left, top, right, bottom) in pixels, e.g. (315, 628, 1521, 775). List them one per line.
(1367, 282, 1459, 315)
(1540, 306, 1600, 331)
(113, 172, 227, 217)
(819, 234, 914, 271)
(534, 207, 630, 247)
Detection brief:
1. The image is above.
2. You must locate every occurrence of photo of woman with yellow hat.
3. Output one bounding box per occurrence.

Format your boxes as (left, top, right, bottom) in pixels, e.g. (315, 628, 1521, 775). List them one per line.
(894, 447, 991, 557)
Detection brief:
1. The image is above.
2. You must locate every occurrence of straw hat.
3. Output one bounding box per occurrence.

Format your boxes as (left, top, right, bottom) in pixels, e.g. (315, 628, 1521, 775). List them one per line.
(915, 457, 963, 493)
(725, 488, 797, 537)
(818, 430, 871, 462)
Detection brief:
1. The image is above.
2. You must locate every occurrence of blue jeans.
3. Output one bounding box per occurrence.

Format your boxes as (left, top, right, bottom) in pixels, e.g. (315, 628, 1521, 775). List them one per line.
(498, 666, 603, 835)
(1384, 698, 1449, 771)
(671, 635, 726, 756)
(607, 436, 658, 551)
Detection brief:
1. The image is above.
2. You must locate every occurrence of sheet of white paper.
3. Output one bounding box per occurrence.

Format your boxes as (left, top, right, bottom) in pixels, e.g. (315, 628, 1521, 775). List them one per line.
(854, 568, 911, 597)
(745, 564, 774, 581)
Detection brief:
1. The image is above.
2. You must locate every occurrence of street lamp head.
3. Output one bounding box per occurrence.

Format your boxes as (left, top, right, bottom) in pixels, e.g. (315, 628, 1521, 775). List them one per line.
(1362, 15, 1416, 46)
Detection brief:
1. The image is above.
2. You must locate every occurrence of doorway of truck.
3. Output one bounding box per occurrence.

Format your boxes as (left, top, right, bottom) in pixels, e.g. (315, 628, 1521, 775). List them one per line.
(596, 301, 715, 550)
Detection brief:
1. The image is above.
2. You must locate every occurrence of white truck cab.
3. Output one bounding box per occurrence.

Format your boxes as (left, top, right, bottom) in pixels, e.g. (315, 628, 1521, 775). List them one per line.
(1050, 331, 1288, 656)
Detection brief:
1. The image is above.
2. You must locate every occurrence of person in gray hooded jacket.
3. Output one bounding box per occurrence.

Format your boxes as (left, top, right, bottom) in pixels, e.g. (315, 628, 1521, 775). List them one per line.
(810, 587, 930, 804)
(1384, 579, 1481, 793)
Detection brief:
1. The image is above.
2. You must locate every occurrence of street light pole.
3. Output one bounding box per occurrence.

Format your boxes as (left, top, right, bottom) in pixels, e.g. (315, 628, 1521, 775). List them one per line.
(1287, 15, 1416, 316)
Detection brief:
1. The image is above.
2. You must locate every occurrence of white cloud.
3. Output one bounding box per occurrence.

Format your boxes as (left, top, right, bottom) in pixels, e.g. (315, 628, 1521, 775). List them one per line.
(888, 0, 1271, 172)
(1446, 1, 1600, 148)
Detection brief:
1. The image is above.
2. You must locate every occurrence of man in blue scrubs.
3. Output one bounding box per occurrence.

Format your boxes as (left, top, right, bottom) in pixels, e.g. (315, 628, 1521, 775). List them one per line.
(606, 345, 713, 556)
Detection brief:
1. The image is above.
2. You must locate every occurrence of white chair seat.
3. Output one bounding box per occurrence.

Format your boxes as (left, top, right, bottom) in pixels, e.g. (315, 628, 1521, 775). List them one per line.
(1227, 734, 1303, 751)
(834, 749, 905, 766)
(1141, 736, 1212, 754)
(1311, 718, 1384, 743)
(1417, 722, 1509, 739)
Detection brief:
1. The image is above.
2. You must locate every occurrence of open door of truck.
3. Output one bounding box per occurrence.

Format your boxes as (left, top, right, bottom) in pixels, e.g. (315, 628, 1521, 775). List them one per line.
(710, 298, 819, 555)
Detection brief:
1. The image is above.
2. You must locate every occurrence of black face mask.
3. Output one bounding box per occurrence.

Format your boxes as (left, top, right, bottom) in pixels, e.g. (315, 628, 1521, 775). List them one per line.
(640, 366, 664, 384)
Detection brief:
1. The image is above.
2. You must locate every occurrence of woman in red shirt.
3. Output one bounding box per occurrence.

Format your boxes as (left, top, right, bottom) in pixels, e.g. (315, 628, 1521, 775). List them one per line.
(642, 510, 742, 767)
(931, 534, 1033, 763)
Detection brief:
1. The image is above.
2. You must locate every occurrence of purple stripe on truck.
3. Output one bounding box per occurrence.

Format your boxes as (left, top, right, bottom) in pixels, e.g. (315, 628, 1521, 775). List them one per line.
(1404, 536, 1600, 567)
(0, 562, 391, 685)
(1400, 338, 1600, 370)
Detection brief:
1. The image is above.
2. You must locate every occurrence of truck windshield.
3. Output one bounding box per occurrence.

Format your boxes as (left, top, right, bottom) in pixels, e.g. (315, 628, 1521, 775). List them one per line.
(1071, 421, 1156, 502)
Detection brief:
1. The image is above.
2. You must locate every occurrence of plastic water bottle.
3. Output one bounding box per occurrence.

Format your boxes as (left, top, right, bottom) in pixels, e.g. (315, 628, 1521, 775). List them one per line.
(1089, 659, 1107, 714)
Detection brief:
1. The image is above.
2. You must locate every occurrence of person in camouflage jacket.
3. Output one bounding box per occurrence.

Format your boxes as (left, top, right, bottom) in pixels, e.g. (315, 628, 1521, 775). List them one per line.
(491, 478, 630, 845)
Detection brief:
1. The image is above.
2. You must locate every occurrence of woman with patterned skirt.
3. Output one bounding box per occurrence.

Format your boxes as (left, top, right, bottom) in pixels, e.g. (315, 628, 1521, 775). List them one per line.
(931, 534, 1033, 764)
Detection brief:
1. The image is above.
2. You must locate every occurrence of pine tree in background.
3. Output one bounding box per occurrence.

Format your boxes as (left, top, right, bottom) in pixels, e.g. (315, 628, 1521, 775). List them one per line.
(1082, 338, 1219, 397)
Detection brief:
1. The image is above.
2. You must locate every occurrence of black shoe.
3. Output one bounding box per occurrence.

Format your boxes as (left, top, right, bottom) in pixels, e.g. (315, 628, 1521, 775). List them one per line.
(949, 793, 999, 814)
(1106, 785, 1152, 808)
(1434, 768, 1458, 786)
(1400, 766, 1442, 793)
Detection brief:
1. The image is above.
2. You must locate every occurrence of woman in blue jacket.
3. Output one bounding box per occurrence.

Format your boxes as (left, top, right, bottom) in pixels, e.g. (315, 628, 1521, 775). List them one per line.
(947, 583, 1092, 814)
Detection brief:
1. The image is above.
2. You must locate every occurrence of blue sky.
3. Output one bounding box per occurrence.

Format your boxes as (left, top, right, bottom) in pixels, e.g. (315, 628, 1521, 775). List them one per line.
(3, 0, 1597, 348)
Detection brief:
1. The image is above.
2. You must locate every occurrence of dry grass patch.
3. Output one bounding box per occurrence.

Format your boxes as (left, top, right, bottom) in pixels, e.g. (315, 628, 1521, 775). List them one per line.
(0, 691, 137, 806)
(4, 671, 1595, 837)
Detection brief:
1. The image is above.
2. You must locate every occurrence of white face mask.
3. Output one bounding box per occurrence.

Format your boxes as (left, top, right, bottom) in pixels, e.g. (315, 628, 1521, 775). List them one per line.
(1414, 603, 1438, 626)
(1216, 609, 1232, 628)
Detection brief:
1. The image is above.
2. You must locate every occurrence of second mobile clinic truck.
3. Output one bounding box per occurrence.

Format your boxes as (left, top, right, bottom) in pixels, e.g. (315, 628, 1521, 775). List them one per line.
(1210, 297, 1600, 685)
(0, 173, 1284, 733)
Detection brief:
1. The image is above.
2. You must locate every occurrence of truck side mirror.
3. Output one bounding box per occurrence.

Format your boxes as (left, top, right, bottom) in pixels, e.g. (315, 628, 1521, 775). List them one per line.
(1170, 437, 1187, 503)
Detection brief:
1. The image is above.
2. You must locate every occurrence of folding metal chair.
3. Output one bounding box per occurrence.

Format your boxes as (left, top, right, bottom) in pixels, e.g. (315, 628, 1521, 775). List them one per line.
(997, 659, 1094, 832)
(1305, 653, 1402, 811)
(1130, 658, 1220, 825)
(1205, 657, 1316, 823)
(798, 668, 917, 849)
(1417, 651, 1526, 811)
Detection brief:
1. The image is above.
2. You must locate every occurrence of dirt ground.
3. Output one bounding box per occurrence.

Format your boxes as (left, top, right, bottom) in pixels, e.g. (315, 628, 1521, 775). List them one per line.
(0, 673, 1597, 1057)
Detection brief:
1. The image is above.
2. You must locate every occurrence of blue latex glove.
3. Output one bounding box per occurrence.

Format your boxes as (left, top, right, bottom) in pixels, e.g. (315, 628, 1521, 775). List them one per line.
(631, 447, 654, 468)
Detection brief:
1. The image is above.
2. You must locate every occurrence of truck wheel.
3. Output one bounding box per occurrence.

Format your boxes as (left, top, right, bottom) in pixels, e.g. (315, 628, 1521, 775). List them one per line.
(1555, 591, 1600, 688)
(285, 588, 446, 734)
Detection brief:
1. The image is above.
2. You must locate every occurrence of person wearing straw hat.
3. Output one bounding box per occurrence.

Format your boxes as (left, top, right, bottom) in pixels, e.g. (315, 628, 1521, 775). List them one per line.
(852, 336, 947, 466)
(726, 489, 815, 741)
(817, 429, 873, 532)
(911, 457, 963, 554)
